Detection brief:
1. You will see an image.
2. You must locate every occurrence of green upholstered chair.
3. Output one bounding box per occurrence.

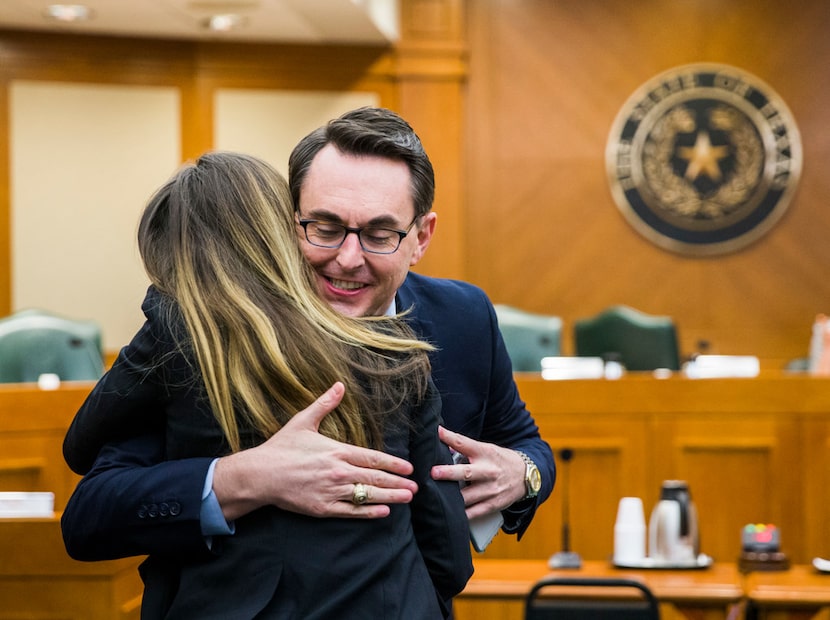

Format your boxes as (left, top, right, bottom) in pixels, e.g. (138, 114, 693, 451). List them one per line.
(525, 577, 660, 620)
(0, 308, 104, 383)
(494, 304, 562, 372)
(574, 305, 680, 371)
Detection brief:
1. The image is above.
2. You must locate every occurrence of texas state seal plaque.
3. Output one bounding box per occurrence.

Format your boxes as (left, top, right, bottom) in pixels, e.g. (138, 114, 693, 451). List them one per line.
(606, 63, 802, 256)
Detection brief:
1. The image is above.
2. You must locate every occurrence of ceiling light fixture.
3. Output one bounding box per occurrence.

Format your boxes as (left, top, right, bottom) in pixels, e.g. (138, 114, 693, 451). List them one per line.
(44, 4, 93, 23)
(203, 13, 247, 32)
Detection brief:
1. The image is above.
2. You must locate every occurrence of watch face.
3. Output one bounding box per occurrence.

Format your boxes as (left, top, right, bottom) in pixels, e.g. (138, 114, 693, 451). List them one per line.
(529, 467, 542, 493)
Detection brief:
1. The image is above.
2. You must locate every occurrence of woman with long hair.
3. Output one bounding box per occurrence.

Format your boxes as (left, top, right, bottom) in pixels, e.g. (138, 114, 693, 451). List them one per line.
(61, 151, 472, 619)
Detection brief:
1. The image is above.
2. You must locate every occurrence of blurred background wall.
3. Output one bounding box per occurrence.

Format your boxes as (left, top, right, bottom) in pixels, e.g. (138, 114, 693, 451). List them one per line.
(1, 0, 828, 368)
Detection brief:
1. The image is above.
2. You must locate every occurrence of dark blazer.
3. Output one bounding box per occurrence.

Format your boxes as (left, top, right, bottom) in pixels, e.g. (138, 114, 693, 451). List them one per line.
(62, 272, 554, 591)
(62, 273, 555, 550)
(61, 287, 472, 619)
(397, 272, 555, 534)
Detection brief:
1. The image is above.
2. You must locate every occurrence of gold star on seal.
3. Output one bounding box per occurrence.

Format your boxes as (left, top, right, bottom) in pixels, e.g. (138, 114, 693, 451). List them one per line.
(677, 131, 730, 182)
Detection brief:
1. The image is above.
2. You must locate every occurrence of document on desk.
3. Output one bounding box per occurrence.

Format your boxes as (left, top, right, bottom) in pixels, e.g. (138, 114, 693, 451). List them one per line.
(0, 492, 54, 518)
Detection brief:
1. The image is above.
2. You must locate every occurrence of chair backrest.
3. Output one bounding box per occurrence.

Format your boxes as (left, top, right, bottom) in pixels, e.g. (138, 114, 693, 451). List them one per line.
(494, 304, 562, 372)
(525, 577, 660, 620)
(0, 309, 104, 383)
(573, 305, 680, 371)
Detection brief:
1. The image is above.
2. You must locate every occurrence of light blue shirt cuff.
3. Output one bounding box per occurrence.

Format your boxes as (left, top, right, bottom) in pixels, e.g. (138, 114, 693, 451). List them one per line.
(200, 458, 235, 537)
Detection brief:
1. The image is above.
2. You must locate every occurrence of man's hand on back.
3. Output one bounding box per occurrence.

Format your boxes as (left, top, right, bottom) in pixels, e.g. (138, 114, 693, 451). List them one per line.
(213, 382, 419, 521)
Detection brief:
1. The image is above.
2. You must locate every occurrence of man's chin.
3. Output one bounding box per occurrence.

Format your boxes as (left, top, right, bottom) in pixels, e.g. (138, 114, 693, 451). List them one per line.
(326, 297, 365, 318)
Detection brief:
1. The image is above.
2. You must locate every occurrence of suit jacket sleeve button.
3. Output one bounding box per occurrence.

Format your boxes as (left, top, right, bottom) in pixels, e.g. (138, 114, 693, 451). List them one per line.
(169, 501, 181, 516)
(138, 504, 148, 519)
(147, 503, 159, 518)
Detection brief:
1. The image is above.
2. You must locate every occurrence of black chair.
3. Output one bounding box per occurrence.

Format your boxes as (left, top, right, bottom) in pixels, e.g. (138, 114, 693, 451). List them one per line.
(525, 577, 660, 620)
(574, 305, 680, 371)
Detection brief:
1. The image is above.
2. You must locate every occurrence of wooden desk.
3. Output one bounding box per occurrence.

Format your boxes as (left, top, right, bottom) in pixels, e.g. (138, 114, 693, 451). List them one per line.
(0, 515, 143, 620)
(455, 559, 744, 620)
(0, 384, 144, 618)
(4, 376, 830, 564)
(4, 377, 830, 618)
(478, 373, 830, 566)
(0, 382, 94, 510)
(744, 565, 830, 620)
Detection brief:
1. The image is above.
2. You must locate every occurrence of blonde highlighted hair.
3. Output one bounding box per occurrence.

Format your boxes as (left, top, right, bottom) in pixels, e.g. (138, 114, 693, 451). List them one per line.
(138, 151, 432, 452)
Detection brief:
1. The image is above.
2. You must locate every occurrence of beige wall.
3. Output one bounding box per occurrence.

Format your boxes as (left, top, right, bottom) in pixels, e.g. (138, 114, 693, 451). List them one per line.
(214, 89, 378, 178)
(0, 1, 468, 355)
(9, 83, 379, 350)
(10, 81, 178, 350)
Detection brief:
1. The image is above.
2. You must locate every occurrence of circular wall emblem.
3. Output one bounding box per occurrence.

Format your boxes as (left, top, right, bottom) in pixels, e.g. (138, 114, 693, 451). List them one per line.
(606, 63, 802, 256)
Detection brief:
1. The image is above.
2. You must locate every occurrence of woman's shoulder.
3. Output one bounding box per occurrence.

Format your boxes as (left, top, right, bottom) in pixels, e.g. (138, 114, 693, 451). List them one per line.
(138, 285, 186, 342)
(141, 285, 172, 320)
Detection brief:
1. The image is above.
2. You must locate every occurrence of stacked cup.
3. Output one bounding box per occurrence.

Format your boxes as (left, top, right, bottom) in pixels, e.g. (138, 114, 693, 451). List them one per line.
(614, 497, 647, 565)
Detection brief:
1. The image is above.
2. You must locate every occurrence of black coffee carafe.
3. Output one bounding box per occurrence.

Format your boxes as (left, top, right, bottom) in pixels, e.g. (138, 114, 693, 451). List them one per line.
(648, 480, 699, 562)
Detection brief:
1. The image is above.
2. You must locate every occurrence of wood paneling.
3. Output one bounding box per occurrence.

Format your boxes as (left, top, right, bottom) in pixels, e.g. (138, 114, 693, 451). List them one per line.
(5, 376, 827, 567)
(465, 0, 830, 368)
(0, 385, 142, 618)
(650, 412, 800, 562)
(1, 1, 828, 364)
(479, 374, 830, 567)
(0, 0, 469, 319)
(2, 376, 830, 617)
(0, 517, 143, 620)
(0, 383, 92, 509)
(484, 408, 649, 561)
(802, 415, 830, 560)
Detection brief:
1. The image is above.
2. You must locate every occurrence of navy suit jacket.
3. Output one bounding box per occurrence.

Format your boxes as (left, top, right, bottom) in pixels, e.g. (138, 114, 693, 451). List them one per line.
(61, 286, 472, 619)
(62, 273, 554, 558)
(396, 272, 555, 534)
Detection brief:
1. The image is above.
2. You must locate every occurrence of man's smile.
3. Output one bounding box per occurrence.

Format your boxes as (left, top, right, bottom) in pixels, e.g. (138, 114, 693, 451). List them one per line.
(327, 277, 367, 292)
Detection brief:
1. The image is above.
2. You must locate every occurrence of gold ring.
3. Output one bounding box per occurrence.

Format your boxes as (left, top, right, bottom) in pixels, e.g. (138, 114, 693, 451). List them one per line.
(352, 483, 369, 506)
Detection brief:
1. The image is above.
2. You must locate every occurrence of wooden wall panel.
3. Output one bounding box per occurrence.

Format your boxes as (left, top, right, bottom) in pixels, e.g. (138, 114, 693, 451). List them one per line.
(802, 417, 830, 560)
(480, 380, 650, 562)
(481, 427, 646, 561)
(650, 413, 801, 563)
(0, 384, 91, 511)
(493, 376, 830, 566)
(0, 517, 143, 620)
(0, 433, 71, 507)
(465, 0, 830, 368)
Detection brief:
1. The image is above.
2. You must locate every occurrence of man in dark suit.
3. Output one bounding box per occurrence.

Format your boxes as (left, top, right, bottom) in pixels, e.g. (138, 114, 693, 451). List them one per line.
(63, 107, 554, 563)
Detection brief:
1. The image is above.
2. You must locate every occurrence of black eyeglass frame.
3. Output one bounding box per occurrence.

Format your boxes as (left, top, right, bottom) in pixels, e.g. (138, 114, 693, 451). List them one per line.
(297, 216, 419, 255)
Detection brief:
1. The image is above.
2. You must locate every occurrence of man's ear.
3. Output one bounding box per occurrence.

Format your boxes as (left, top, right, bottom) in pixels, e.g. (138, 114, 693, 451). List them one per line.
(410, 212, 437, 266)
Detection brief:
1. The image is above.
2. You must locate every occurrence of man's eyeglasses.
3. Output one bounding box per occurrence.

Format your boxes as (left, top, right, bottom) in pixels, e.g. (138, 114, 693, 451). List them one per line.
(298, 217, 418, 255)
